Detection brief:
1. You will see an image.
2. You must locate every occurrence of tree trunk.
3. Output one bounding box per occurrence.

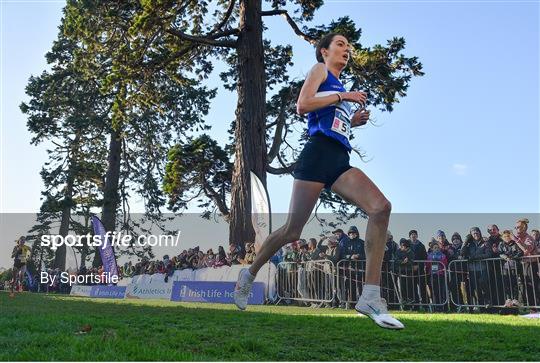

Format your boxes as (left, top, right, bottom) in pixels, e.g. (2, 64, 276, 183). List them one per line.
(53, 187, 72, 270)
(229, 0, 267, 247)
(53, 133, 81, 270)
(79, 211, 90, 269)
(93, 128, 122, 267)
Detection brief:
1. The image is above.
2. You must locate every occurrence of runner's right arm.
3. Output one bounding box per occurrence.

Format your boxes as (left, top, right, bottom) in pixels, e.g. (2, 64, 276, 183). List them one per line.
(296, 63, 366, 114)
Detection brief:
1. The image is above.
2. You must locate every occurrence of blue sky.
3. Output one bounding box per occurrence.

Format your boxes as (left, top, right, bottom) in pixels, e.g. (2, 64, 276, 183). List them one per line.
(1, 0, 539, 215)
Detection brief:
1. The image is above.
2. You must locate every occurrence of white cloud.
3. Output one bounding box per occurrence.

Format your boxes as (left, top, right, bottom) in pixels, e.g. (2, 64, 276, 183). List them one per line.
(452, 163, 468, 176)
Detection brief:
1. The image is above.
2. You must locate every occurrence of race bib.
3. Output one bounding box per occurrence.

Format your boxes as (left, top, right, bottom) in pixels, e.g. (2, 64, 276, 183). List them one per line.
(331, 108, 350, 137)
(431, 264, 439, 272)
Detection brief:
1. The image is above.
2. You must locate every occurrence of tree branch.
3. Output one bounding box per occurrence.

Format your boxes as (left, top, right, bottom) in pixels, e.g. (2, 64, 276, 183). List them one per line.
(267, 162, 296, 175)
(261, 10, 317, 44)
(165, 28, 237, 48)
(266, 100, 287, 164)
(209, 0, 236, 35)
(260, 10, 286, 16)
(143, 44, 197, 71)
(265, 119, 279, 129)
(208, 28, 241, 40)
(145, 28, 239, 71)
(267, 152, 296, 175)
(202, 179, 230, 217)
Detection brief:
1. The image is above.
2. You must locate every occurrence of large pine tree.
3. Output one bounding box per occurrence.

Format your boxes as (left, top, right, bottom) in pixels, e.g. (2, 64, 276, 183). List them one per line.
(62, 0, 424, 246)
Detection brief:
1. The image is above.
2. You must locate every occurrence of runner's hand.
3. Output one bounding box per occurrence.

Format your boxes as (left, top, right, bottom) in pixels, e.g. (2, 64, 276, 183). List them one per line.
(341, 91, 367, 106)
(351, 109, 370, 127)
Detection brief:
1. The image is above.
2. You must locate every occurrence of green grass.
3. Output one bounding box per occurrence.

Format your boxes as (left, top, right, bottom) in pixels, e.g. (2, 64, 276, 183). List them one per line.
(1, 292, 539, 361)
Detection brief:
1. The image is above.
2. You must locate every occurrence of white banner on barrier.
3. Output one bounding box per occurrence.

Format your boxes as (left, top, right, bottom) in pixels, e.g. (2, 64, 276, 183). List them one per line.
(70, 285, 92, 297)
(125, 281, 173, 299)
(131, 263, 277, 300)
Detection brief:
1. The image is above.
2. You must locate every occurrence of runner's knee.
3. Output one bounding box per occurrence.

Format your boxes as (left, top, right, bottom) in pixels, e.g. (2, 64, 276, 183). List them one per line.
(368, 199, 392, 217)
(282, 226, 302, 243)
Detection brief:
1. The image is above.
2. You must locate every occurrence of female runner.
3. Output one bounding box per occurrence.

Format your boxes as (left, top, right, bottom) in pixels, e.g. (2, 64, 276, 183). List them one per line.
(234, 33, 404, 329)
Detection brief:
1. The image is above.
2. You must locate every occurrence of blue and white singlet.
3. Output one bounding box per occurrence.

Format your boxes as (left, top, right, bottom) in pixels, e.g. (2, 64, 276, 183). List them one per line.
(307, 69, 353, 151)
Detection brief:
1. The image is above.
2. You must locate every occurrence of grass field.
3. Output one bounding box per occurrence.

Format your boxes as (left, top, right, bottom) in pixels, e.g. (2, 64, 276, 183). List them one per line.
(1, 291, 539, 361)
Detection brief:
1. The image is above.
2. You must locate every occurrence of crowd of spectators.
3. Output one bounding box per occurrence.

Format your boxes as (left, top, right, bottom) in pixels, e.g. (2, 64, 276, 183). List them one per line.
(275, 218, 540, 311)
(6, 217, 539, 312)
(277, 220, 539, 267)
(118, 242, 258, 281)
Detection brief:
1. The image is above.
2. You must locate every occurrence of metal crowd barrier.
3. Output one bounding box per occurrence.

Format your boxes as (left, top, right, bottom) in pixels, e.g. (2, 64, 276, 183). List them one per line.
(336, 260, 448, 310)
(448, 255, 540, 309)
(276, 260, 335, 303)
(276, 255, 540, 311)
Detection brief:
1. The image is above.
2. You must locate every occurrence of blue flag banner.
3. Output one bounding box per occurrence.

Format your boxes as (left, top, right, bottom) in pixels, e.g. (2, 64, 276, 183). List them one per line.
(170, 281, 265, 305)
(91, 216, 119, 282)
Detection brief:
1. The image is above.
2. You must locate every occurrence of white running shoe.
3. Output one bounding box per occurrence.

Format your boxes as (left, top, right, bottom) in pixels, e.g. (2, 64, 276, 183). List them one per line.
(355, 296, 405, 330)
(233, 268, 255, 310)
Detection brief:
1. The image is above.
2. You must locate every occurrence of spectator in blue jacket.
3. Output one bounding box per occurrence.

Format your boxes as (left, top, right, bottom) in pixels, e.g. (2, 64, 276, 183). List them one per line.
(461, 227, 493, 307)
(332, 228, 350, 257)
(344, 226, 366, 261)
(339, 226, 366, 306)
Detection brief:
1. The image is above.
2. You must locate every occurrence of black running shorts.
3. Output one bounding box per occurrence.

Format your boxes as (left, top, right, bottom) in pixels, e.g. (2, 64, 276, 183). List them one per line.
(293, 133, 352, 190)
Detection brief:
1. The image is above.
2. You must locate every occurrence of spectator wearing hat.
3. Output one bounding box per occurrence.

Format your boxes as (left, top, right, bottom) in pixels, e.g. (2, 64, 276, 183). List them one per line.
(332, 228, 350, 257)
(436, 230, 459, 262)
(339, 226, 366, 306)
(394, 238, 415, 306)
(436, 231, 460, 309)
(461, 227, 492, 307)
(450, 233, 463, 255)
(409, 229, 428, 307)
(427, 242, 448, 310)
(447, 232, 466, 309)
(344, 226, 366, 261)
